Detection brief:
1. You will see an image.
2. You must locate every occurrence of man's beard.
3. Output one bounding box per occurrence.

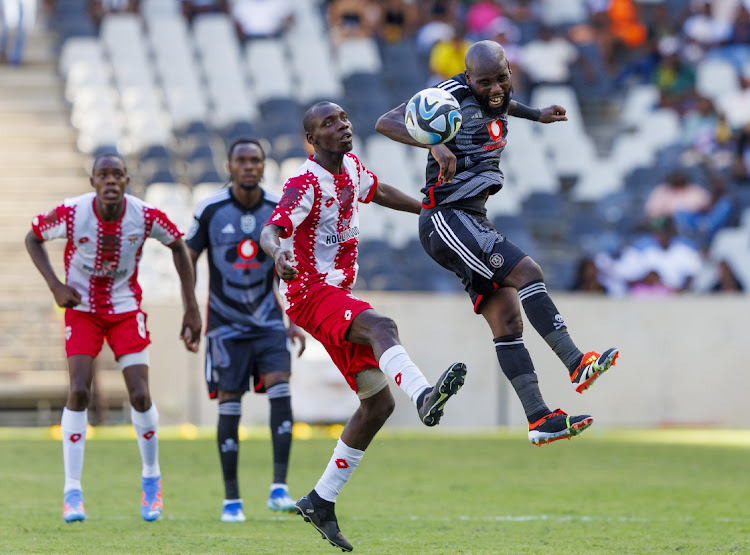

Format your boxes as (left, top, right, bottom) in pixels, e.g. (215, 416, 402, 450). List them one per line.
(474, 84, 513, 117)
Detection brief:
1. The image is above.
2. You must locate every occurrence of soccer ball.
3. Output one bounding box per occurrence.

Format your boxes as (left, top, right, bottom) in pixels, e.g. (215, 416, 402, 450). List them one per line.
(404, 88, 462, 145)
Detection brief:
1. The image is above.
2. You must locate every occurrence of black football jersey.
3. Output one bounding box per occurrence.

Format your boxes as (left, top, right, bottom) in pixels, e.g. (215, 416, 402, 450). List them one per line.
(422, 73, 509, 207)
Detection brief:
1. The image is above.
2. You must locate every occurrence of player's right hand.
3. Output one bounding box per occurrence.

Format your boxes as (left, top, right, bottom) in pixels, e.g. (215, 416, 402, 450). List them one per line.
(274, 249, 299, 281)
(430, 144, 456, 184)
(52, 283, 82, 308)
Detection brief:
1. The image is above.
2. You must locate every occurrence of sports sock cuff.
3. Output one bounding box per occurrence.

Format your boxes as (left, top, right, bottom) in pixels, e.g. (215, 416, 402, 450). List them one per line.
(266, 383, 291, 399)
(335, 438, 364, 462)
(494, 334, 524, 349)
(131, 404, 159, 427)
(518, 280, 547, 303)
(270, 483, 288, 491)
(61, 407, 88, 431)
(378, 344, 407, 371)
(218, 401, 242, 416)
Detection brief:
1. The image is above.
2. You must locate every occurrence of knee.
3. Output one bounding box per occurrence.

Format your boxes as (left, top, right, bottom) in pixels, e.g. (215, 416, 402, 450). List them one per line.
(129, 389, 151, 412)
(517, 257, 544, 284)
(67, 385, 91, 410)
(363, 391, 395, 425)
(374, 315, 399, 340)
(504, 312, 524, 334)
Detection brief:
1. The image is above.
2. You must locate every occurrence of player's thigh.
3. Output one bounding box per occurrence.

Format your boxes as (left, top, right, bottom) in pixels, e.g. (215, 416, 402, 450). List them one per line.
(205, 332, 255, 395)
(288, 283, 373, 348)
(419, 208, 526, 311)
(254, 329, 292, 388)
(105, 310, 152, 360)
(64, 309, 106, 359)
(321, 341, 380, 394)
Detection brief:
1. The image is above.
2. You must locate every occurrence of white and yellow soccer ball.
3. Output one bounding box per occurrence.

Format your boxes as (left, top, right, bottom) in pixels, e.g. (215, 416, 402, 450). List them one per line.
(404, 87, 462, 145)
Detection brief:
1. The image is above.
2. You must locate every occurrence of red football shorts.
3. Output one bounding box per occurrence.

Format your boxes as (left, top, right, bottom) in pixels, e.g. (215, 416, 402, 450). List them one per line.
(286, 282, 379, 392)
(64, 308, 152, 359)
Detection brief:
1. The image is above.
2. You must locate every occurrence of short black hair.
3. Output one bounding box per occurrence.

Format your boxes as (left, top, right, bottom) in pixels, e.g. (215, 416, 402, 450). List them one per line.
(92, 152, 126, 174)
(303, 101, 338, 134)
(227, 138, 265, 161)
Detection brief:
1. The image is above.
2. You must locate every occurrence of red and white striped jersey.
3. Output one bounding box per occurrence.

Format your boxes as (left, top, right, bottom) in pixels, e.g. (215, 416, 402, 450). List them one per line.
(31, 192, 183, 314)
(267, 153, 378, 311)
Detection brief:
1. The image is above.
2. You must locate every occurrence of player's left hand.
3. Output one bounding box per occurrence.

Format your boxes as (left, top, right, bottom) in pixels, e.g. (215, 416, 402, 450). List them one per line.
(287, 322, 306, 357)
(180, 307, 202, 352)
(539, 105, 567, 123)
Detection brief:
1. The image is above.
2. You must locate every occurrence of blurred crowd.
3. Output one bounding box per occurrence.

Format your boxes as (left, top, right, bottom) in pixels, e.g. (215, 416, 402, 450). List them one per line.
(15, 0, 750, 296)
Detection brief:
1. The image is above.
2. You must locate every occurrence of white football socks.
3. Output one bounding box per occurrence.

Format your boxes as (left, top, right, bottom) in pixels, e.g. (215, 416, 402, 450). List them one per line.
(314, 439, 364, 503)
(61, 407, 87, 493)
(379, 345, 430, 405)
(131, 404, 160, 478)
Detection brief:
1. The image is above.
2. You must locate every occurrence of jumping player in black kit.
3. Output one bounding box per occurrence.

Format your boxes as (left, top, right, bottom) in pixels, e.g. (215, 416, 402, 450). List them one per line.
(376, 40, 620, 446)
(186, 139, 306, 521)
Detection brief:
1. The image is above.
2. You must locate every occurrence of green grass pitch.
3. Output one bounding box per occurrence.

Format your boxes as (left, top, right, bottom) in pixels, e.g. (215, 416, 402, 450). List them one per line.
(1, 427, 748, 554)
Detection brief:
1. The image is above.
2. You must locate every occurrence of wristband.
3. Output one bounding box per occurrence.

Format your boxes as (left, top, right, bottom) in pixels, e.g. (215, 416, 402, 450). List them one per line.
(513, 103, 541, 121)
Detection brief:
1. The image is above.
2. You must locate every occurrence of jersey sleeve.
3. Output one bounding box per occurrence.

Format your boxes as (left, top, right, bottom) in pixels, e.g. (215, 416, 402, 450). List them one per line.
(267, 172, 316, 238)
(185, 208, 209, 255)
(434, 73, 472, 103)
(30, 203, 70, 241)
(145, 206, 184, 246)
(352, 154, 378, 203)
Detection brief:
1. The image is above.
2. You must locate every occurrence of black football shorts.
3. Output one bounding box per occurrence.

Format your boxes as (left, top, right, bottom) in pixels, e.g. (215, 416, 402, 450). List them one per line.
(419, 206, 527, 313)
(205, 327, 291, 398)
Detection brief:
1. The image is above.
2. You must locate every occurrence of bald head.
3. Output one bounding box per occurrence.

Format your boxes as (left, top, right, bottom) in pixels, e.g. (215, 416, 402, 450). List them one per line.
(465, 40, 507, 76)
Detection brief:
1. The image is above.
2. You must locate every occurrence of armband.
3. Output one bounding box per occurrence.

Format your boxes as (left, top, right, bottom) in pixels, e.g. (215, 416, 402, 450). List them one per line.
(512, 103, 541, 121)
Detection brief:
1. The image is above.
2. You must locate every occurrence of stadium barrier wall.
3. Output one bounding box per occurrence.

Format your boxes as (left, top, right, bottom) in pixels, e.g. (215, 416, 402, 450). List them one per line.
(143, 293, 750, 429)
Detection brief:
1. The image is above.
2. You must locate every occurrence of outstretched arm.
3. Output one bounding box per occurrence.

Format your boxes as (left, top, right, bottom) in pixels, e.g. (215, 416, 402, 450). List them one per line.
(25, 230, 82, 308)
(376, 103, 429, 148)
(509, 100, 568, 123)
(372, 183, 421, 214)
(260, 224, 299, 282)
(376, 104, 458, 184)
(169, 238, 202, 352)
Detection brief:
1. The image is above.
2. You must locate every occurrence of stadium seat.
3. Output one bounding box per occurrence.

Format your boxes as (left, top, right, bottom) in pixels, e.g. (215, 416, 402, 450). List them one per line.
(245, 39, 294, 103)
(696, 58, 739, 103)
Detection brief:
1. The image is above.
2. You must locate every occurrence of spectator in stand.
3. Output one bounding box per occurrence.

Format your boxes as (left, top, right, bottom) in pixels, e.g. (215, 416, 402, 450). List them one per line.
(644, 170, 711, 221)
(0, 0, 37, 65)
(518, 25, 578, 91)
(181, 0, 228, 24)
(233, 0, 294, 41)
(654, 36, 696, 113)
(377, 0, 419, 43)
(414, 0, 459, 57)
(606, 0, 648, 66)
(89, 0, 139, 29)
(465, 0, 502, 39)
(732, 121, 750, 183)
(428, 24, 472, 82)
(612, 217, 703, 294)
(682, 0, 732, 56)
(673, 173, 736, 247)
(717, 66, 750, 131)
(569, 256, 607, 294)
(709, 260, 745, 293)
(680, 95, 732, 167)
(629, 269, 675, 297)
(327, 0, 381, 45)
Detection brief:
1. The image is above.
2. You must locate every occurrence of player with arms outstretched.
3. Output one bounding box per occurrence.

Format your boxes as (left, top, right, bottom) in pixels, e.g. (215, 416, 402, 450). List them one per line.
(25, 153, 202, 522)
(260, 101, 466, 551)
(376, 40, 619, 446)
(187, 138, 306, 521)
